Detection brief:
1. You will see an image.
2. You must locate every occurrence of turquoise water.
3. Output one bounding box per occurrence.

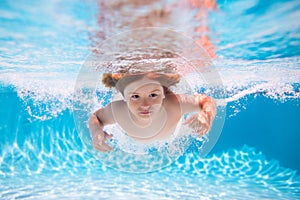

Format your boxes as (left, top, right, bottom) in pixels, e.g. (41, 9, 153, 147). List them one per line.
(1, 0, 300, 199)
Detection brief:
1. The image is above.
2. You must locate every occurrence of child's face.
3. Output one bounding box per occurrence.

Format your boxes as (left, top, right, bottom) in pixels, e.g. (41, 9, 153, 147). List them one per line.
(124, 82, 165, 119)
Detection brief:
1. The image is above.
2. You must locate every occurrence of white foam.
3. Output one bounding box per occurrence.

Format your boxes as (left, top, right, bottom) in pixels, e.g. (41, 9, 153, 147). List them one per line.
(1, 0, 300, 120)
(1, 56, 299, 120)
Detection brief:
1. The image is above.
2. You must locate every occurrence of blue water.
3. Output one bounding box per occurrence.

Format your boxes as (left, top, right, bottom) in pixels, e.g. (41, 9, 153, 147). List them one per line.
(1, 0, 300, 199)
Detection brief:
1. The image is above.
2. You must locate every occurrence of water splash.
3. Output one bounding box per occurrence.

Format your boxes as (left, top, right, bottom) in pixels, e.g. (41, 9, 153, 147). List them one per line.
(0, 0, 299, 120)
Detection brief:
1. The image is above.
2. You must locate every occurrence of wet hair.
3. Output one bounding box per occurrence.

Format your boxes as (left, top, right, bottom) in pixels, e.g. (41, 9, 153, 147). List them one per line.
(102, 72, 181, 94)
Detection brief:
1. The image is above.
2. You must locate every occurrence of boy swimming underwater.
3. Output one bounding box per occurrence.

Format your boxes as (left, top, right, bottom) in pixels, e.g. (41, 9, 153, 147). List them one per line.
(89, 72, 216, 152)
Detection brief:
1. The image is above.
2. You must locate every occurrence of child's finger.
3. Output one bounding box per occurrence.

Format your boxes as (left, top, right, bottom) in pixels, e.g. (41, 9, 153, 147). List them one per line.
(94, 140, 113, 152)
(94, 143, 111, 152)
(101, 142, 113, 151)
(104, 131, 113, 141)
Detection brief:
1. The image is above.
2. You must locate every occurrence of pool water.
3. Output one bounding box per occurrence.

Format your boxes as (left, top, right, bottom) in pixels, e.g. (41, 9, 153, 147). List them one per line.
(1, 0, 300, 199)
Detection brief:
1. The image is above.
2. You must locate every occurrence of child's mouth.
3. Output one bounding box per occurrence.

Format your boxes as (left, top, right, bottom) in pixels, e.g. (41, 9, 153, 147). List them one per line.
(139, 111, 151, 115)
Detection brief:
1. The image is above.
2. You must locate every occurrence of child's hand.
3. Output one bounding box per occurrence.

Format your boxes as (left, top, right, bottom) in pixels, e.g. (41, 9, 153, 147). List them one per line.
(183, 98, 216, 136)
(91, 129, 113, 152)
(89, 113, 113, 152)
(183, 112, 209, 136)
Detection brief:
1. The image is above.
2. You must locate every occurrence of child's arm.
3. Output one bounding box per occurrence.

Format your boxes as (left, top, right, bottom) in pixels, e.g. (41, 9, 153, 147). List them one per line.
(178, 94, 216, 136)
(89, 103, 116, 152)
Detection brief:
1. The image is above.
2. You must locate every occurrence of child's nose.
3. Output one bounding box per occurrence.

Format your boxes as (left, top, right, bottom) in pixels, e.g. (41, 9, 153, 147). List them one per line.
(140, 98, 151, 108)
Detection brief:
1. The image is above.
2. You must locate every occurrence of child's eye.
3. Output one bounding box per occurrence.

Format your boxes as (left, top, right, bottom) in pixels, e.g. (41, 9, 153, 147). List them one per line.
(131, 95, 139, 100)
(149, 93, 158, 98)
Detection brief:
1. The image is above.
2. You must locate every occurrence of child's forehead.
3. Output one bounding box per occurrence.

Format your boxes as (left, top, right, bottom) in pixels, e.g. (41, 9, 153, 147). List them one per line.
(129, 83, 163, 93)
(124, 78, 163, 94)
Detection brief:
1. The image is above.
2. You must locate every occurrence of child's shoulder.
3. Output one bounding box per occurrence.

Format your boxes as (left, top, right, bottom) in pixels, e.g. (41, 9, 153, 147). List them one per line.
(165, 93, 191, 103)
(164, 92, 182, 109)
(111, 100, 127, 108)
